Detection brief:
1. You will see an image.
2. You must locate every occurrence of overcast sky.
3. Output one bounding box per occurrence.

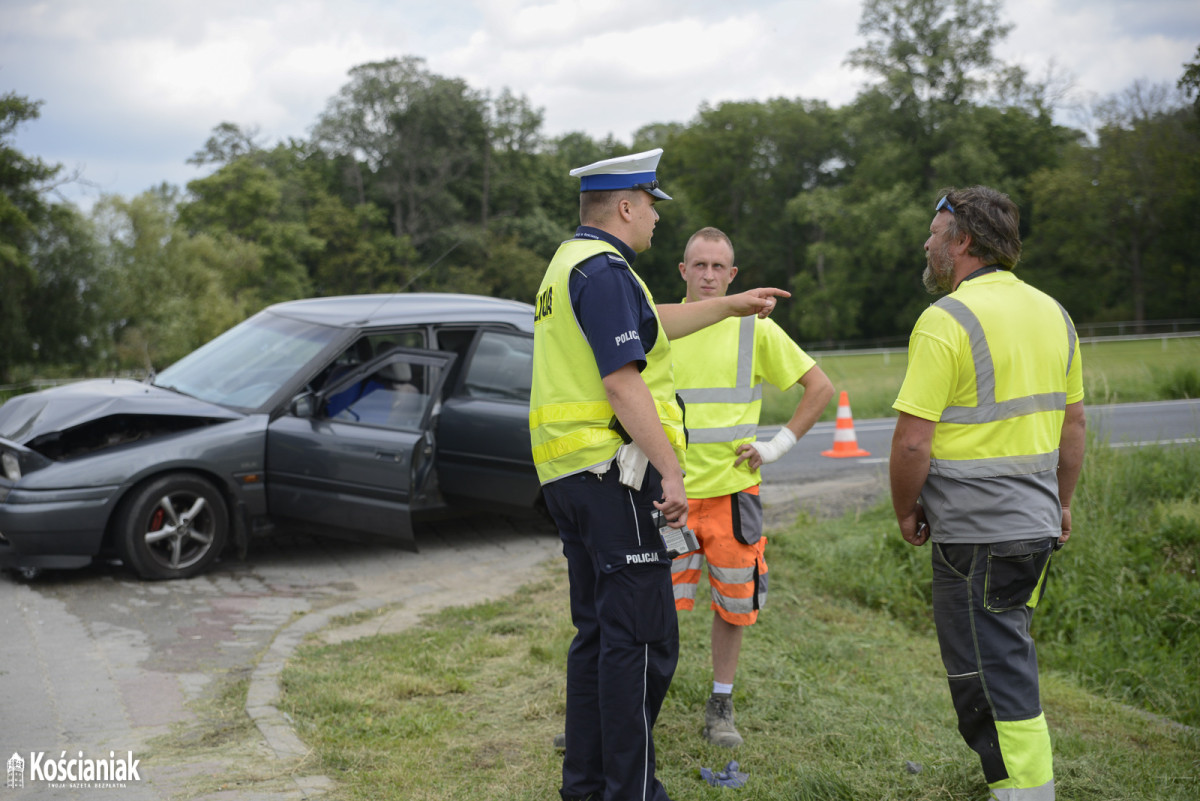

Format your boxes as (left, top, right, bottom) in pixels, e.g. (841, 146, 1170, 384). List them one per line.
(5, 0, 1198, 208)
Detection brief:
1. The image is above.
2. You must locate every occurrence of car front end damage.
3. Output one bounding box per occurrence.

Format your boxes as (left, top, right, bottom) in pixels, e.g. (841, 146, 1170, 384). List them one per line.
(0, 435, 115, 570)
(0, 408, 264, 575)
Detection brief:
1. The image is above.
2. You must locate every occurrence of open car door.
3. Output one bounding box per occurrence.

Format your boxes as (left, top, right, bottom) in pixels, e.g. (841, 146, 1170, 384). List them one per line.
(265, 348, 455, 550)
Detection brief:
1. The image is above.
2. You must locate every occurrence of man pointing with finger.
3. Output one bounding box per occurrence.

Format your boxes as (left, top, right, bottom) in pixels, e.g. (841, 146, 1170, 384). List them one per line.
(531, 153, 789, 801)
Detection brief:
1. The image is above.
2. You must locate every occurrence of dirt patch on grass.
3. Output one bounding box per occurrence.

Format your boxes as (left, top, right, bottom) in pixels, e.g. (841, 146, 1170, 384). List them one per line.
(760, 473, 889, 530)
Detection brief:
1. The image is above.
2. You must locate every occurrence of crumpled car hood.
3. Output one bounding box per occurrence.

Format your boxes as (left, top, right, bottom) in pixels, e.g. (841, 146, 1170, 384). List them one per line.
(0, 378, 244, 445)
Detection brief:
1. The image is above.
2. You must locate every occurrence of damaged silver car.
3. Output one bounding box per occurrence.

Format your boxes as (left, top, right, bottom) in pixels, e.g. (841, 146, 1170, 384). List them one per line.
(0, 293, 539, 580)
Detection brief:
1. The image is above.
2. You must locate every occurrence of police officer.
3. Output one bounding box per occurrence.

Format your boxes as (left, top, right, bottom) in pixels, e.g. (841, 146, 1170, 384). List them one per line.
(670, 226, 833, 747)
(889, 186, 1087, 801)
(530, 149, 788, 801)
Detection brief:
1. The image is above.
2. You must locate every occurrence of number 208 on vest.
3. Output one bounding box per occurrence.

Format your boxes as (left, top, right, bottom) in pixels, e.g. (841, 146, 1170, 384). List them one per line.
(535, 286, 554, 322)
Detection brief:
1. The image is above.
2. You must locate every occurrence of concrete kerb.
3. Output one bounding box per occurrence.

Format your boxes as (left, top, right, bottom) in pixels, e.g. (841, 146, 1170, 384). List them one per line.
(242, 595, 385, 801)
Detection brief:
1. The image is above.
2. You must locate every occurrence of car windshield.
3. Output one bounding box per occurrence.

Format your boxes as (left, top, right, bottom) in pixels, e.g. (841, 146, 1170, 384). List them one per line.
(153, 312, 340, 409)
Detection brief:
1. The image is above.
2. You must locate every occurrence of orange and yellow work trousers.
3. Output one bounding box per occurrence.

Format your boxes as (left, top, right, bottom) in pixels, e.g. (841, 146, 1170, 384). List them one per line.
(670, 486, 767, 625)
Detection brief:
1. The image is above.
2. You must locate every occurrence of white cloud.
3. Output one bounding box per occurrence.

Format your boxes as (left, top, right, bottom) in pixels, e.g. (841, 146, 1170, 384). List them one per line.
(4, 0, 1197, 207)
(999, 0, 1199, 107)
(442, 0, 868, 138)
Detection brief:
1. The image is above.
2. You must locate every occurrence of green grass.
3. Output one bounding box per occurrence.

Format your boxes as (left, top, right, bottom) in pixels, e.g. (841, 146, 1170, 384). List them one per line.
(785, 439, 1200, 730)
(1044, 440, 1200, 723)
(775, 348, 910, 423)
(1078, 337, 1200, 405)
(761, 334, 1200, 424)
(279, 439, 1200, 801)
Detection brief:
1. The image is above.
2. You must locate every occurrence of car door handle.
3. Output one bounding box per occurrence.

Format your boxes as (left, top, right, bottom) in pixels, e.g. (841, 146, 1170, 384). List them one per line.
(374, 451, 401, 462)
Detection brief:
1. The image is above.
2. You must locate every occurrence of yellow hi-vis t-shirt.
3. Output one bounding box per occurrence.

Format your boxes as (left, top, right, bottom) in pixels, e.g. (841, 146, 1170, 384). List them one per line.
(894, 271, 1083, 465)
(672, 310, 815, 498)
(893, 270, 1084, 542)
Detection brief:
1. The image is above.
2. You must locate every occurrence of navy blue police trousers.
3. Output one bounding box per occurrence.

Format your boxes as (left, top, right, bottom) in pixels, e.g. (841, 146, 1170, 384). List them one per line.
(544, 466, 677, 801)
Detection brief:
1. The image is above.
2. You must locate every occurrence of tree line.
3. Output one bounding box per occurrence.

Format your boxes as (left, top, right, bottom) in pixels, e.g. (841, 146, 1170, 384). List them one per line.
(2, 0, 1198, 384)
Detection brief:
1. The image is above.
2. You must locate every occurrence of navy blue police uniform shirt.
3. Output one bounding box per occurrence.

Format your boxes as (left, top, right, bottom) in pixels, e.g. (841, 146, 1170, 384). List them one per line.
(569, 226, 659, 377)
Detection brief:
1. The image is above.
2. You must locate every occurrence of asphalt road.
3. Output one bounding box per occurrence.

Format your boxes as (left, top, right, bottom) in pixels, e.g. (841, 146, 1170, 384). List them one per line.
(2, 399, 1197, 800)
(763, 398, 1200, 484)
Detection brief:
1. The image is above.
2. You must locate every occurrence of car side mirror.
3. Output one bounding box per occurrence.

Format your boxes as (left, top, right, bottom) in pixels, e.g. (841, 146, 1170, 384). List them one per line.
(291, 392, 317, 418)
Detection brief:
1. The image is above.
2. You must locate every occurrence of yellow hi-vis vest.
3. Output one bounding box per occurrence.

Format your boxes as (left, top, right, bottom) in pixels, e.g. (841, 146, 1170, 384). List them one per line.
(673, 316, 762, 496)
(672, 312, 815, 498)
(895, 270, 1084, 542)
(925, 273, 1080, 477)
(528, 238, 686, 485)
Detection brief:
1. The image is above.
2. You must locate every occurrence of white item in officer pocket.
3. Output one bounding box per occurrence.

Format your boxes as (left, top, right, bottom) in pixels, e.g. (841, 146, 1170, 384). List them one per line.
(615, 442, 649, 489)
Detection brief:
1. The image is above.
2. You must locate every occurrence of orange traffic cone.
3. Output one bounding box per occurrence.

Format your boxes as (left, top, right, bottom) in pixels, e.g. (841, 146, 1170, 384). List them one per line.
(821, 390, 870, 458)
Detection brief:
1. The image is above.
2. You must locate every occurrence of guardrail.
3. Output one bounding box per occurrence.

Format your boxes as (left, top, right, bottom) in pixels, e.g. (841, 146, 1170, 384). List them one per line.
(1074, 319, 1200, 338)
(804, 322, 1200, 359)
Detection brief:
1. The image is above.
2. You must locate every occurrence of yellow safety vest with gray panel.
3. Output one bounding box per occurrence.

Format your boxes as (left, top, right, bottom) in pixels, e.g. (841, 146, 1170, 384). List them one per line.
(901, 272, 1083, 543)
(529, 239, 686, 485)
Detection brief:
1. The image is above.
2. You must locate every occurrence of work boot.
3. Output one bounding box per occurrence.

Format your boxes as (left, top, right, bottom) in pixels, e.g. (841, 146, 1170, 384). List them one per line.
(703, 693, 744, 747)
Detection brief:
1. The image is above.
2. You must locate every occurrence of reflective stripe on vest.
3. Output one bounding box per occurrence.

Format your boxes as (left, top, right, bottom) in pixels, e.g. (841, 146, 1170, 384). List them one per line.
(528, 399, 685, 467)
(929, 296, 1074, 480)
(676, 316, 759, 444)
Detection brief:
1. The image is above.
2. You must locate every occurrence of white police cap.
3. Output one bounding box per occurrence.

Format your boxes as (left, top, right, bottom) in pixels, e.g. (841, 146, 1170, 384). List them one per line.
(569, 147, 672, 200)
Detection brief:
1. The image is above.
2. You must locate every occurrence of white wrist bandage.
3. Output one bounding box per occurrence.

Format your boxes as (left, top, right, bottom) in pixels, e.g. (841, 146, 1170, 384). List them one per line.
(753, 427, 797, 465)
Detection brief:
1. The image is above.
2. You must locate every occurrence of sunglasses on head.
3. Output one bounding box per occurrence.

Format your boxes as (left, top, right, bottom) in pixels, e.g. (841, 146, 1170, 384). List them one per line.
(935, 196, 955, 214)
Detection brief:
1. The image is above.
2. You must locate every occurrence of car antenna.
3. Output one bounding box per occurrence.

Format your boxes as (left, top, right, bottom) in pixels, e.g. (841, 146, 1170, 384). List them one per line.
(401, 237, 464, 291)
(353, 238, 465, 324)
(142, 342, 155, 383)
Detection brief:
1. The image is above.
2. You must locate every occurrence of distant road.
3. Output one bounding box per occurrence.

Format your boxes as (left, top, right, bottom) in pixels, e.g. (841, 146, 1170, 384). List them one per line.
(762, 399, 1200, 485)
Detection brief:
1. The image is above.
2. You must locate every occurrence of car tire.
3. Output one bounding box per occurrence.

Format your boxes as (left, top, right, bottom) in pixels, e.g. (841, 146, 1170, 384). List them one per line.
(115, 473, 229, 580)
